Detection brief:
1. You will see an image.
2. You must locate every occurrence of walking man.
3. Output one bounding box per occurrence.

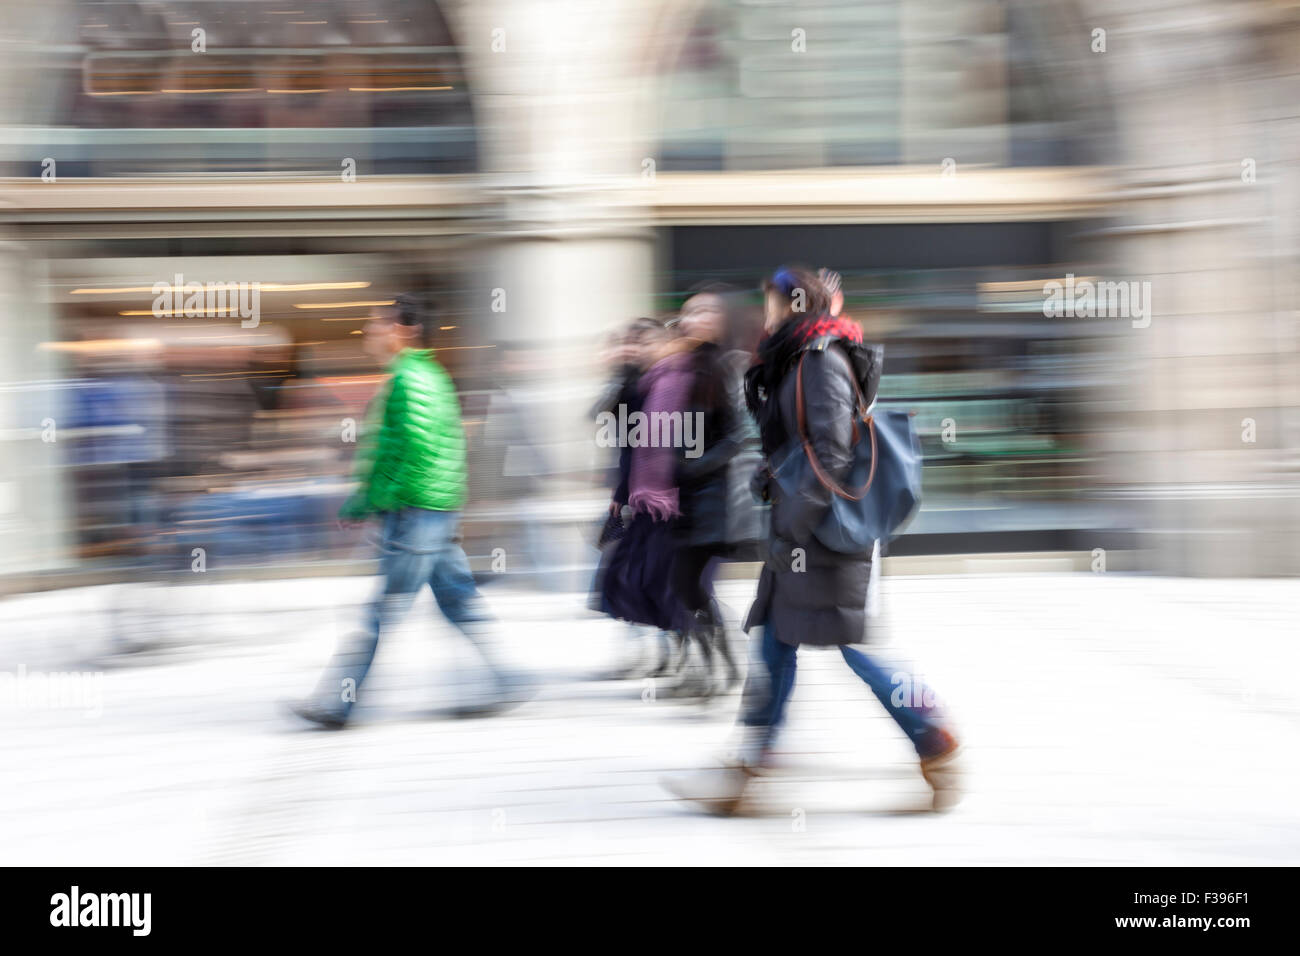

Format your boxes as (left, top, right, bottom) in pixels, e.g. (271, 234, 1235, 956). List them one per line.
(292, 294, 523, 728)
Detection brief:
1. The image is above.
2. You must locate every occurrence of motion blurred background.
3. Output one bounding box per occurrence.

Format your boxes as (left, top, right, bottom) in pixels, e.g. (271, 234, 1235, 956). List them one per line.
(0, 0, 1297, 589)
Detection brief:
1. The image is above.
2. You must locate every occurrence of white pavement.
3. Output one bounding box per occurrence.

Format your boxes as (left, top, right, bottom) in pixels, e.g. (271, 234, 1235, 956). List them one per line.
(2, 572, 1298, 865)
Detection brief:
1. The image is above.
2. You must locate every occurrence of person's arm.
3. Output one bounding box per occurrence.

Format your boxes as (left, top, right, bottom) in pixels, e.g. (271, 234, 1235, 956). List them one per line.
(785, 346, 856, 543)
(855, 343, 883, 410)
(677, 378, 742, 484)
(590, 368, 635, 419)
(629, 365, 689, 520)
(338, 384, 391, 520)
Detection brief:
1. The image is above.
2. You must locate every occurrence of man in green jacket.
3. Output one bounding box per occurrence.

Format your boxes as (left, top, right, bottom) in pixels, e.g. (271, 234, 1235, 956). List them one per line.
(293, 294, 521, 728)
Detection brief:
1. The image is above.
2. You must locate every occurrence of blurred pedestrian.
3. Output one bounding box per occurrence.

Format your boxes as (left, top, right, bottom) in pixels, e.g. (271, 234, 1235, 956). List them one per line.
(665, 267, 964, 813)
(291, 294, 528, 728)
(589, 318, 671, 677)
(663, 289, 762, 697)
(596, 321, 693, 646)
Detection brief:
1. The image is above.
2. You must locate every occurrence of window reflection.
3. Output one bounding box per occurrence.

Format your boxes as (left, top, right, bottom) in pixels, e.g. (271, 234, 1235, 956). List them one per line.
(11, 0, 477, 176)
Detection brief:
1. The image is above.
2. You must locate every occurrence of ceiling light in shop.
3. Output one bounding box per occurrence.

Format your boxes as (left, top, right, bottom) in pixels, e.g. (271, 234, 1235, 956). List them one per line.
(72, 281, 371, 295)
(294, 301, 394, 310)
(39, 339, 162, 353)
(120, 308, 242, 317)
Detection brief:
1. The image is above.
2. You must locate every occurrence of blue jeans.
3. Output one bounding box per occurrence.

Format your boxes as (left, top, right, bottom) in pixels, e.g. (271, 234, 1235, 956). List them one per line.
(312, 508, 501, 720)
(742, 621, 952, 759)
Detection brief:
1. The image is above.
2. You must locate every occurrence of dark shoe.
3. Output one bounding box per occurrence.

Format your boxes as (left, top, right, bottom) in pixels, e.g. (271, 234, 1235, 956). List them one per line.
(287, 699, 347, 730)
(448, 700, 512, 719)
(647, 632, 683, 678)
(646, 659, 672, 679)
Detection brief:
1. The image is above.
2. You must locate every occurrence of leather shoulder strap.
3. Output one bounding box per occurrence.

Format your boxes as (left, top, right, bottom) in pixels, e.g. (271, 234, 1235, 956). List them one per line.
(794, 347, 877, 502)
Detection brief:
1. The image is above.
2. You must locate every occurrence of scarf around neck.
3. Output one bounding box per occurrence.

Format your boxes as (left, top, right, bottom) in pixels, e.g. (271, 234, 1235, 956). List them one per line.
(744, 313, 864, 453)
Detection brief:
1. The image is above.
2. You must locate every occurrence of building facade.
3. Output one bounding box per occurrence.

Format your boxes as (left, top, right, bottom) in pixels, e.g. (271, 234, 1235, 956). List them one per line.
(1, 0, 1298, 580)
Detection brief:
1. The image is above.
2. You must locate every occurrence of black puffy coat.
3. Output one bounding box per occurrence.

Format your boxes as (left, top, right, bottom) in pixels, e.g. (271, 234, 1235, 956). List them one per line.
(743, 335, 883, 647)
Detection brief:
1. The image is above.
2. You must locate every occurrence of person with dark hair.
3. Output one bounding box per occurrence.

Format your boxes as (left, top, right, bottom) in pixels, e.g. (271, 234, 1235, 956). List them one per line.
(760, 264, 832, 318)
(291, 297, 527, 728)
(664, 266, 964, 814)
(662, 290, 762, 698)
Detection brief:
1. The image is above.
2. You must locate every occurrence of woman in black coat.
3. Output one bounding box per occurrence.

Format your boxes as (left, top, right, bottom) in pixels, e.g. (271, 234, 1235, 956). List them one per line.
(665, 266, 964, 815)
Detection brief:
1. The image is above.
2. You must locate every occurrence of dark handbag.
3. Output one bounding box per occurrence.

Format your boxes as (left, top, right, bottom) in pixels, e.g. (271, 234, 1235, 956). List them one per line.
(769, 349, 922, 552)
(596, 508, 627, 549)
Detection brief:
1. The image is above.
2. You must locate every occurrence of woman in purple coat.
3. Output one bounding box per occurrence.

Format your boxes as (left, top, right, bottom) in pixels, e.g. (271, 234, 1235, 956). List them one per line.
(597, 325, 696, 634)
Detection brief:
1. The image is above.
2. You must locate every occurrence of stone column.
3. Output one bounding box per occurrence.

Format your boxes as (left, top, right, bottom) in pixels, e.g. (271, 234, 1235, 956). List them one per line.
(0, 244, 72, 578)
(1089, 0, 1300, 574)
(445, 0, 661, 583)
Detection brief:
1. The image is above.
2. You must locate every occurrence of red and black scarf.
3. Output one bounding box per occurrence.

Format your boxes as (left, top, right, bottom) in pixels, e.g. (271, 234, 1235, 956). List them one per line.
(744, 313, 868, 454)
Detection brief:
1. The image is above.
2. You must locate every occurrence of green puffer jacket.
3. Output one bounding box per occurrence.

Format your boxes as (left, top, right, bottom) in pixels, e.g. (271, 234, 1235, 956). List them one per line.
(339, 348, 467, 518)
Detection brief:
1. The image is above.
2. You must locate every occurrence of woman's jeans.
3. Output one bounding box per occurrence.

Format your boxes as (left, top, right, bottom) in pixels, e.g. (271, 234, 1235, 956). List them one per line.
(741, 620, 952, 760)
(310, 507, 503, 720)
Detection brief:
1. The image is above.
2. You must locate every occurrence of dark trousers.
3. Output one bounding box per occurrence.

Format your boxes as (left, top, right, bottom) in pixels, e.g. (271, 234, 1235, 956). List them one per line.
(670, 542, 729, 617)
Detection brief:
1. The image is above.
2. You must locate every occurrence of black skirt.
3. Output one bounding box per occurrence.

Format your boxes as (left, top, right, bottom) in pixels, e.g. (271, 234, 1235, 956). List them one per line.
(597, 511, 687, 631)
